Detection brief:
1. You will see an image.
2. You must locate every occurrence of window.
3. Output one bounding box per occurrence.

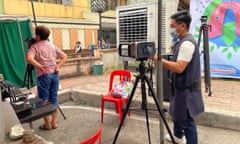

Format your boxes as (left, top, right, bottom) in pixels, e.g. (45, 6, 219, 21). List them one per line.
(29, 0, 72, 5)
(106, 0, 127, 10)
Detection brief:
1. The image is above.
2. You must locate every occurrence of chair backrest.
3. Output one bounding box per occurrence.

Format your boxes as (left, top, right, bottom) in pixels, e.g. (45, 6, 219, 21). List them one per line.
(80, 127, 102, 144)
(108, 70, 131, 92)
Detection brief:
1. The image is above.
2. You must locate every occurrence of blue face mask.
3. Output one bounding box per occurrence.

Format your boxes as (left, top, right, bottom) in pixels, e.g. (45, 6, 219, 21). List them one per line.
(169, 28, 178, 38)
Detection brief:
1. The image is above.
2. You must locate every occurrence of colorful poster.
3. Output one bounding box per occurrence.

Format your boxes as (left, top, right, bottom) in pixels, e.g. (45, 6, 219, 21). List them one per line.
(190, 0, 240, 78)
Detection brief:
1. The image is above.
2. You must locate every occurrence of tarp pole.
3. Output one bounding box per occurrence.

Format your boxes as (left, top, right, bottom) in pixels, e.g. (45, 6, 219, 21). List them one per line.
(30, 0, 37, 27)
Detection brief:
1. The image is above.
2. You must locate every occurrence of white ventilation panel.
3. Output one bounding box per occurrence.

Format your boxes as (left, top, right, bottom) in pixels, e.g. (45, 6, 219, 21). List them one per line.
(117, 1, 178, 60)
(118, 8, 148, 43)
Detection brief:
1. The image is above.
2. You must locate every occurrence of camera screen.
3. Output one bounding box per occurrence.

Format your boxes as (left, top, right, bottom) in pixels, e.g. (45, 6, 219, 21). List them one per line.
(143, 46, 151, 54)
(137, 42, 155, 59)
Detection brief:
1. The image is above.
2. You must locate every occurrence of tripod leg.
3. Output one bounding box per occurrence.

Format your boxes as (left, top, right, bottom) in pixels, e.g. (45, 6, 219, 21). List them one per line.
(203, 28, 212, 96)
(144, 101, 152, 144)
(27, 70, 31, 89)
(145, 76, 177, 144)
(197, 27, 203, 49)
(113, 76, 140, 144)
(141, 78, 152, 144)
(29, 68, 34, 88)
(22, 65, 29, 87)
(58, 106, 66, 119)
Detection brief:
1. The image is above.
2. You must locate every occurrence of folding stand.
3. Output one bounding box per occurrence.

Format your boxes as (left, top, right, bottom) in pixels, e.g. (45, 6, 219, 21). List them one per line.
(113, 60, 176, 144)
(197, 16, 212, 96)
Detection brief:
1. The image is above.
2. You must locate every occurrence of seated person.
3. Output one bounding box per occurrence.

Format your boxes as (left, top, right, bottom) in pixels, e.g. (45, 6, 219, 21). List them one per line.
(74, 41, 82, 53)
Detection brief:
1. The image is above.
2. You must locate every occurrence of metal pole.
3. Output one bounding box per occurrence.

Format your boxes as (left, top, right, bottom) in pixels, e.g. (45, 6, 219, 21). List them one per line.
(99, 12, 102, 49)
(202, 25, 212, 96)
(157, 0, 164, 143)
(30, 0, 37, 27)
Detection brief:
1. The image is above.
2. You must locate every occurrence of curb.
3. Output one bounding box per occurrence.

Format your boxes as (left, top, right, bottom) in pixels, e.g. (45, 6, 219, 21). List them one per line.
(58, 89, 240, 132)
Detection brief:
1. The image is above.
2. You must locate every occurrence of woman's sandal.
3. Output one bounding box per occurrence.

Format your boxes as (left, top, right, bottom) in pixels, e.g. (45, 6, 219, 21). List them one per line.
(51, 123, 58, 129)
(39, 124, 52, 130)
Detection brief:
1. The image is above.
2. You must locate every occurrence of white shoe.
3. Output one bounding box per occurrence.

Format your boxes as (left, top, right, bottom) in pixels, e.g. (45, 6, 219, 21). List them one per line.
(164, 134, 186, 144)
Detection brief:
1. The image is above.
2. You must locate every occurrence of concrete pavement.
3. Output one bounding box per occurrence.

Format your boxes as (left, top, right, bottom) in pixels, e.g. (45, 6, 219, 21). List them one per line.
(26, 72, 240, 144)
(57, 73, 240, 131)
(23, 102, 240, 144)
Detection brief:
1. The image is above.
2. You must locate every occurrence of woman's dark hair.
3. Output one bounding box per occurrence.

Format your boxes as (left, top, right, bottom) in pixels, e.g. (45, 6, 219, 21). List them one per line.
(170, 10, 192, 29)
(35, 25, 50, 40)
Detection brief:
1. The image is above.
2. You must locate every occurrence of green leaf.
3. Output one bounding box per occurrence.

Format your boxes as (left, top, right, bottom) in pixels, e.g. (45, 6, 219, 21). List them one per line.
(227, 52, 232, 60)
(221, 48, 228, 53)
(216, 45, 220, 49)
(210, 46, 215, 52)
(222, 22, 236, 46)
(233, 47, 238, 52)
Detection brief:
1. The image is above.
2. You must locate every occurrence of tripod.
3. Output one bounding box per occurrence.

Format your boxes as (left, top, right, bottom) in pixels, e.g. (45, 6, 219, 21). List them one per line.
(197, 16, 212, 96)
(113, 60, 176, 144)
(22, 64, 34, 89)
(22, 63, 66, 120)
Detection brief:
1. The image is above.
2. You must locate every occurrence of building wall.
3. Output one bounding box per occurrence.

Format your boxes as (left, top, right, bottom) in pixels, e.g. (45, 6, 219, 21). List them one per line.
(0, 0, 3, 14)
(127, 0, 157, 4)
(1, 0, 100, 51)
(39, 23, 98, 50)
(3, 0, 88, 19)
(52, 28, 63, 49)
(1, 0, 123, 51)
(60, 49, 119, 78)
(69, 28, 79, 49)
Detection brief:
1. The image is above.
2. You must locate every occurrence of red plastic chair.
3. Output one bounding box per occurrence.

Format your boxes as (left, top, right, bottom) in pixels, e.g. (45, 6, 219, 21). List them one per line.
(80, 127, 102, 144)
(101, 70, 131, 123)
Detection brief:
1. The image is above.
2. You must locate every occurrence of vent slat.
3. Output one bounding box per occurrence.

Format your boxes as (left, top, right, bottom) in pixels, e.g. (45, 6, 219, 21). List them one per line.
(119, 8, 148, 43)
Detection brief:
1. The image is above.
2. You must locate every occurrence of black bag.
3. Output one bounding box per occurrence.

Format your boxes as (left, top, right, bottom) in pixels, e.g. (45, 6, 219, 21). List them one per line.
(1, 82, 10, 101)
(10, 88, 32, 119)
(5, 85, 32, 119)
(1, 80, 17, 101)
